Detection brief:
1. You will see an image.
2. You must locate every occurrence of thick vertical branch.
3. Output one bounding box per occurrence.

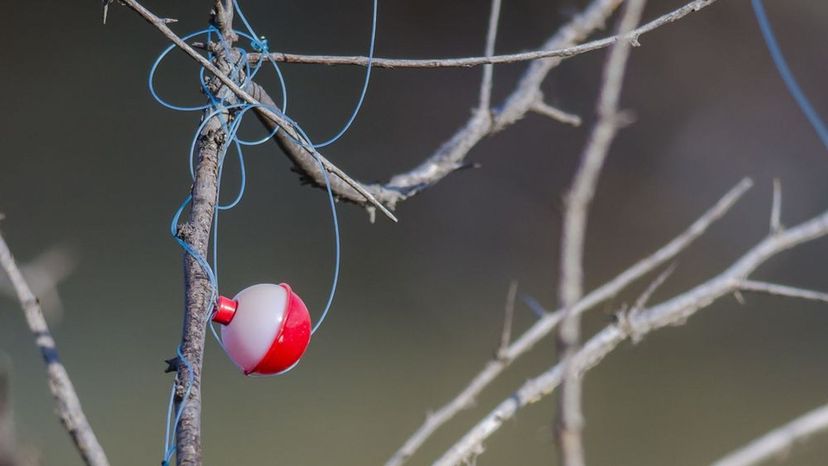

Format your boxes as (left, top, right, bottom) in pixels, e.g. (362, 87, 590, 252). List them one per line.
(0, 229, 109, 466)
(172, 6, 235, 465)
(173, 120, 222, 466)
(555, 1, 647, 465)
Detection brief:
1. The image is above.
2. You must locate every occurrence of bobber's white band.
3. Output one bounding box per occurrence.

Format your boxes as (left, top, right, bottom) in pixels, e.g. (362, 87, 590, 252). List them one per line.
(220, 284, 287, 372)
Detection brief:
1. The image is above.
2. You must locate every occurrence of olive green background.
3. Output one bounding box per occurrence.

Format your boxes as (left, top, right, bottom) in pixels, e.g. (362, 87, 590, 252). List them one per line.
(1, 0, 828, 465)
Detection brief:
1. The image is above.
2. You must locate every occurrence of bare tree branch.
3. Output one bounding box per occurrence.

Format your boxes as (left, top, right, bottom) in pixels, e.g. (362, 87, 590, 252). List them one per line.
(249, 0, 627, 212)
(478, 0, 502, 112)
(770, 179, 782, 233)
(246, 0, 721, 69)
(167, 5, 239, 465)
(122, 0, 718, 216)
(531, 99, 582, 127)
(556, 1, 647, 464)
(119, 0, 398, 222)
(435, 205, 828, 466)
(385, 179, 751, 466)
(710, 403, 828, 466)
(0, 228, 109, 466)
(497, 281, 518, 358)
(0, 357, 15, 466)
(0, 246, 77, 321)
(738, 280, 828, 304)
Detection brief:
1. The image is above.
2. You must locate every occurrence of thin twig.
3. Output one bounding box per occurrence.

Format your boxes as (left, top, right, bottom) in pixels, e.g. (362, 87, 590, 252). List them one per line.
(738, 280, 828, 304)
(248, 1, 720, 68)
(618, 264, 676, 343)
(710, 403, 828, 466)
(531, 100, 582, 127)
(435, 206, 828, 466)
(385, 179, 751, 466)
(770, 178, 782, 233)
(634, 264, 676, 311)
(497, 281, 518, 358)
(556, 1, 647, 464)
(0, 229, 109, 466)
(478, 0, 503, 112)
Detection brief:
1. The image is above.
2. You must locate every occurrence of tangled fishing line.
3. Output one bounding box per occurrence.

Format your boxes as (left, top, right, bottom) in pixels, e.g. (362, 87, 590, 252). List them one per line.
(150, 0, 377, 463)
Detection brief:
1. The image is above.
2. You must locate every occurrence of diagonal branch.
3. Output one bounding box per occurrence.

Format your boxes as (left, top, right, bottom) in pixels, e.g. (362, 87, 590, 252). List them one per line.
(434, 205, 828, 466)
(710, 402, 828, 466)
(738, 280, 828, 304)
(0, 227, 109, 466)
(385, 179, 752, 466)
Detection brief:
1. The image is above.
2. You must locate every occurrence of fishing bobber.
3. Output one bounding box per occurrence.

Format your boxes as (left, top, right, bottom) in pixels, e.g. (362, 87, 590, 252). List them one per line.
(212, 283, 311, 375)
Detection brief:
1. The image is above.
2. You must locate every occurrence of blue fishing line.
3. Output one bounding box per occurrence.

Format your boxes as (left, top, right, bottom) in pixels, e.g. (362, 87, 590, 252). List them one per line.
(310, 0, 377, 149)
(231, 0, 377, 149)
(752, 0, 828, 151)
(152, 0, 378, 462)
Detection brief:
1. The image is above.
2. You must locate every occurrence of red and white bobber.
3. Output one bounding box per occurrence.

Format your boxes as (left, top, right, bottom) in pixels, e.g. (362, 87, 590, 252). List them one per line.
(212, 283, 311, 375)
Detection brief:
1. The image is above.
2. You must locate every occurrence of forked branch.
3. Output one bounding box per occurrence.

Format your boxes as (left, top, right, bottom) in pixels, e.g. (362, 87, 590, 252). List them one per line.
(435, 204, 828, 466)
(385, 179, 752, 466)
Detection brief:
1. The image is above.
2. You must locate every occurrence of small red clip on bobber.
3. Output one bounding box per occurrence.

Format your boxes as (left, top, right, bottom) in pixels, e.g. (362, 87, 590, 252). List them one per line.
(212, 284, 312, 375)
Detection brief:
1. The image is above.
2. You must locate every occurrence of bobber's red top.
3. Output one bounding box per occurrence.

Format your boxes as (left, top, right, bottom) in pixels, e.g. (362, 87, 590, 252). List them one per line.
(213, 296, 237, 325)
(212, 283, 311, 375)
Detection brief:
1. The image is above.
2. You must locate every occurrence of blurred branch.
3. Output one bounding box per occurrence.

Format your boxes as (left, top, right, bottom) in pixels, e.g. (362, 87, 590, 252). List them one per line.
(435, 203, 828, 466)
(478, 0, 502, 112)
(556, 1, 646, 464)
(0, 228, 109, 466)
(738, 280, 828, 304)
(0, 246, 77, 322)
(770, 178, 782, 233)
(385, 179, 752, 466)
(531, 99, 582, 126)
(497, 281, 519, 358)
(710, 403, 828, 466)
(0, 359, 14, 466)
(246, 0, 721, 68)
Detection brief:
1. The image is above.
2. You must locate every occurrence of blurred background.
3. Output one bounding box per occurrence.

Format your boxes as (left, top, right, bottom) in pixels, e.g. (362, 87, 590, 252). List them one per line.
(1, 0, 828, 464)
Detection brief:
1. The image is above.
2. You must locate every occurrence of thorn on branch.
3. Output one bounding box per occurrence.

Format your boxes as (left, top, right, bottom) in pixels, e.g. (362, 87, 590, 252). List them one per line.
(458, 162, 483, 171)
(531, 97, 582, 127)
(733, 290, 746, 305)
(164, 357, 179, 374)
